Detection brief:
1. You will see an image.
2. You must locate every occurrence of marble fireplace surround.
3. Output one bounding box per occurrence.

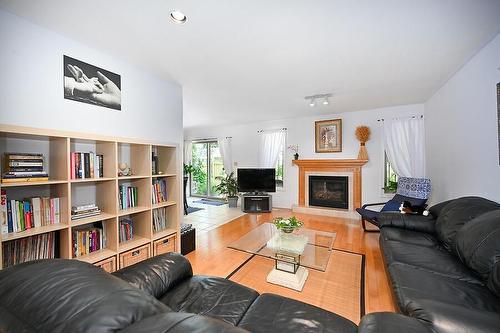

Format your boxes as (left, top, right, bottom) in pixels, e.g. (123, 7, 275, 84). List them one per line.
(292, 159, 368, 219)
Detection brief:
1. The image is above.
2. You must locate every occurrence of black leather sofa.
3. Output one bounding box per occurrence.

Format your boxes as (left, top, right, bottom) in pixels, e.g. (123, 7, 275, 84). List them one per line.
(368, 196, 500, 333)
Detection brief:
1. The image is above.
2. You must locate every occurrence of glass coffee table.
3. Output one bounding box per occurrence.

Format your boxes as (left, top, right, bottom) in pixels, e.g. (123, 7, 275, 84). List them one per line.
(228, 223, 336, 291)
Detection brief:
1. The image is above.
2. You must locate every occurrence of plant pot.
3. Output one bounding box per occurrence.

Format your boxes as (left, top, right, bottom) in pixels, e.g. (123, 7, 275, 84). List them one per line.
(227, 196, 238, 208)
(280, 226, 295, 233)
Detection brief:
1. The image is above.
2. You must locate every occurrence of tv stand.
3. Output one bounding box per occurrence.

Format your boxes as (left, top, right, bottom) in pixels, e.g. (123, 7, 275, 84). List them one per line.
(242, 193, 272, 213)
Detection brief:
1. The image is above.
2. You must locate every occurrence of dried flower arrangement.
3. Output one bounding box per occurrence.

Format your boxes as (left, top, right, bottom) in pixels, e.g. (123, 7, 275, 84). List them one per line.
(355, 126, 371, 160)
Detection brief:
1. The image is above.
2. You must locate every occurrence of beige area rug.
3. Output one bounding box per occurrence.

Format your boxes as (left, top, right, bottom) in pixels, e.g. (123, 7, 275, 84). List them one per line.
(227, 249, 364, 324)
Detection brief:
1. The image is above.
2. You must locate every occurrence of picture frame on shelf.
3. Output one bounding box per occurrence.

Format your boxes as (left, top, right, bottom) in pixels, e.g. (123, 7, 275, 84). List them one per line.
(315, 119, 342, 153)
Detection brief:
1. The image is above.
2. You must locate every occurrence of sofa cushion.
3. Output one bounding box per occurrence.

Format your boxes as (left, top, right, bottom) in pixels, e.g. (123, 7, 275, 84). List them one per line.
(455, 210, 500, 280)
(0, 259, 169, 333)
(381, 239, 481, 284)
(358, 312, 433, 333)
(434, 196, 500, 252)
(380, 227, 439, 248)
(487, 261, 500, 297)
(160, 275, 259, 326)
(387, 262, 500, 313)
(381, 194, 427, 212)
(238, 293, 357, 333)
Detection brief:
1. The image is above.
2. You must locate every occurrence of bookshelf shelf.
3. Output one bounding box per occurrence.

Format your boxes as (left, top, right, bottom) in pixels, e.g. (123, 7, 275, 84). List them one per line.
(118, 236, 150, 253)
(152, 201, 176, 209)
(2, 223, 68, 242)
(0, 124, 180, 270)
(153, 228, 177, 241)
(71, 212, 116, 227)
(75, 248, 117, 265)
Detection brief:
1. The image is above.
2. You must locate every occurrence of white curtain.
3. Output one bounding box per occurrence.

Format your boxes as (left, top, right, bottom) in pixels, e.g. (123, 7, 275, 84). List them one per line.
(259, 131, 286, 168)
(383, 117, 426, 178)
(218, 137, 233, 175)
(183, 140, 192, 165)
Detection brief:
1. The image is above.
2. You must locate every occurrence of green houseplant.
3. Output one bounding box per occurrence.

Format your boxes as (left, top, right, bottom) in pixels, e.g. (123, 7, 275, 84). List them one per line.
(214, 172, 239, 207)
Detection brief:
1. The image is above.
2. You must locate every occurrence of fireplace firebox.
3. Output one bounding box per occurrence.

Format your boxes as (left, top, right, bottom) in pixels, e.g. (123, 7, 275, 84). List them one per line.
(308, 175, 348, 209)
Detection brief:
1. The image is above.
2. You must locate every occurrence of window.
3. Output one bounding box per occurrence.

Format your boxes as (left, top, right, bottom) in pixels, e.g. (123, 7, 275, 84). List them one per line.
(383, 152, 398, 193)
(275, 146, 284, 188)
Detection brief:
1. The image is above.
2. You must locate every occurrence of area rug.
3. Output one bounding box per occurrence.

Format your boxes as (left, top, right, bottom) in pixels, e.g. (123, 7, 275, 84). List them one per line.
(193, 199, 226, 206)
(186, 206, 204, 214)
(226, 249, 364, 324)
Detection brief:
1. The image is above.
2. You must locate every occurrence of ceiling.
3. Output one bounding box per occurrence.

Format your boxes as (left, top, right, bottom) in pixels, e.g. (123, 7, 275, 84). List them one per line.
(1, 1, 500, 129)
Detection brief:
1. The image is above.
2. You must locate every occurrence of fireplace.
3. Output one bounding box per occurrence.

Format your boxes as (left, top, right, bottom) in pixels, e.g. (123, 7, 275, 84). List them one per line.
(308, 175, 349, 209)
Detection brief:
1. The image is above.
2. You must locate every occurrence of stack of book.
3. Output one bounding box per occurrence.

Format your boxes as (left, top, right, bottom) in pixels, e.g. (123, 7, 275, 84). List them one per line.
(72, 222, 105, 257)
(70, 152, 103, 179)
(0, 192, 60, 234)
(152, 207, 168, 232)
(2, 232, 56, 268)
(119, 218, 133, 242)
(2, 153, 48, 183)
(152, 179, 167, 204)
(119, 185, 138, 210)
(71, 204, 101, 221)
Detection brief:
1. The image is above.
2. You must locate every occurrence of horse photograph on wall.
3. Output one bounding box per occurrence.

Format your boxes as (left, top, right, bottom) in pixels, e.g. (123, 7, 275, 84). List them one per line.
(63, 55, 121, 110)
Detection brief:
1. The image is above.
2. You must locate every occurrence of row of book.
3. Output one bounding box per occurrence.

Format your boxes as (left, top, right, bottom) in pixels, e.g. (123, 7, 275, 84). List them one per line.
(72, 222, 106, 257)
(71, 204, 101, 221)
(153, 207, 168, 233)
(119, 218, 133, 242)
(70, 152, 104, 179)
(152, 179, 167, 204)
(2, 232, 56, 268)
(119, 185, 138, 210)
(0, 190, 60, 234)
(2, 152, 48, 183)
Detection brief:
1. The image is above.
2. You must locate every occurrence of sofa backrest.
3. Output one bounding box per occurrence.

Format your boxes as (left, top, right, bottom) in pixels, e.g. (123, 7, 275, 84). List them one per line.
(0, 259, 170, 333)
(434, 196, 500, 252)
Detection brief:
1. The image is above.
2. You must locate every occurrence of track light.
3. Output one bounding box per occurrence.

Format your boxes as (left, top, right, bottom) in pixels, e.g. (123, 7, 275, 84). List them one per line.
(323, 96, 329, 105)
(305, 93, 332, 107)
(309, 98, 316, 107)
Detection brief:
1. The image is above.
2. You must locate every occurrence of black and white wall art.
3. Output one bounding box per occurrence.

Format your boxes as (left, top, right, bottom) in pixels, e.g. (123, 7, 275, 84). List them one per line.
(63, 55, 121, 110)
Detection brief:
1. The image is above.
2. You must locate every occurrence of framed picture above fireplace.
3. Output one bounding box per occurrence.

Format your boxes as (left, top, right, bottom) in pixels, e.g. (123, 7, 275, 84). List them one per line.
(315, 119, 342, 153)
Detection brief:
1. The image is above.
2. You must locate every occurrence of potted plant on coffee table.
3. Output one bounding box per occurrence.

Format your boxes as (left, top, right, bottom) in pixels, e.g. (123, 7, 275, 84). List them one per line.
(273, 216, 303, 233)
(215, 172, 239, 208)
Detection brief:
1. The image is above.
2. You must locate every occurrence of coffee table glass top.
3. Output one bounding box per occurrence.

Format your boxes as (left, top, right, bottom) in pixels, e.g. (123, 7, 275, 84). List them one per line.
(228, 223, 336, 272)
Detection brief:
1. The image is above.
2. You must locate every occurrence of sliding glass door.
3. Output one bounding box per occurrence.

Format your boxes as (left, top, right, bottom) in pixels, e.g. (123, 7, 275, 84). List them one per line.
(190, 141, 225, 198)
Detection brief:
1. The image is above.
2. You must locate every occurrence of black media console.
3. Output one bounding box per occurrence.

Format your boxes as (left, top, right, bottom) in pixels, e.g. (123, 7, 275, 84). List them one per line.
(241, 193, 272, 213)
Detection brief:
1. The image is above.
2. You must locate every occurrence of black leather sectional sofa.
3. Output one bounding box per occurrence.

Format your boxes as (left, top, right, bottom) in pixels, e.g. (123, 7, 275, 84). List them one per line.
(0, 196, 499, 333)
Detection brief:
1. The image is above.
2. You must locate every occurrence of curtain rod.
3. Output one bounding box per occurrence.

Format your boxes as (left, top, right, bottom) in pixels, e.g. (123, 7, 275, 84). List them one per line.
(377, 115, 424, 122)
(257, 127, 287, 133)
(190, 137, 232, 142)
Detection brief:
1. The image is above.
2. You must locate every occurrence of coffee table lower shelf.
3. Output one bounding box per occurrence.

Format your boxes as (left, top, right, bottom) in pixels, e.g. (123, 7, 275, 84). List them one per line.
(266, 266, 309, 291)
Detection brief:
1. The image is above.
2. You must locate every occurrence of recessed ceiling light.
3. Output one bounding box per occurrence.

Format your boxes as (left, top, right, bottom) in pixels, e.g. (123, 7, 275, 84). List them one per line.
(170, 10, 187, 24)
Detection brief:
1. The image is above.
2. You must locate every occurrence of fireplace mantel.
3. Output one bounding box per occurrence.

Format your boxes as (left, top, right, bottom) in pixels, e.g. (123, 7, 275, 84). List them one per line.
(292, 159, 368, 218)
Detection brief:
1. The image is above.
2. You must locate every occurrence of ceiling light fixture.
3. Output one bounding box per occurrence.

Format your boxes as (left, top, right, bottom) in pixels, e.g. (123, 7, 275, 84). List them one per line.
(305, 93, 332, 107)
(170, 10, 187, 24)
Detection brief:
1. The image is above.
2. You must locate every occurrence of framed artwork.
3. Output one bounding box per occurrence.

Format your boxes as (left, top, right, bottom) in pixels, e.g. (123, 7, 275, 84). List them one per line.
(63, 55, 121, 110)
(315, 119, 342, 153)
(497, 82, 500, 164)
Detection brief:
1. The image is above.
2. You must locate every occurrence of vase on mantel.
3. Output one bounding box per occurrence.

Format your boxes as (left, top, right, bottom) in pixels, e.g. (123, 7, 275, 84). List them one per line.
(355, 126, 371, 160)
(358, 143, 369, 160)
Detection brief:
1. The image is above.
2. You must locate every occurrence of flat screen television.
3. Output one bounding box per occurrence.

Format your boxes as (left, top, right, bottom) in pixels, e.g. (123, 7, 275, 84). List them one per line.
(237, 168, 276, 193)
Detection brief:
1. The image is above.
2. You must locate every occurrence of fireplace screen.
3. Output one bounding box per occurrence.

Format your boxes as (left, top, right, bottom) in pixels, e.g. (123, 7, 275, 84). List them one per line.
(308, 175, 348, 209)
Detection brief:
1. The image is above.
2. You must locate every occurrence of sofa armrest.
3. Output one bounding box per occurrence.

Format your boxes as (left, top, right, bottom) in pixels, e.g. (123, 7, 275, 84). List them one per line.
(358, 313, 432, 333)
(113, 252, 193, 299)
(378, 212, 436, 233)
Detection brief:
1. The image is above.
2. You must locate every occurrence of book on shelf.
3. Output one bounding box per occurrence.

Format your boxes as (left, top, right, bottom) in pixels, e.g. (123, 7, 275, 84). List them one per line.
(152, 151, 159, 175)
(72, 222, 106, 257)
(2, 152, 49, 183)
(1, 190, 7, 234)
(2, 196, 60, 234)
(119, 218, 133, 242)
(152, 207, 168, 233)
(2, 231, 57, 268)
(152, 178, 167, 204)
(119, 185, 138, 210)
(71, 204, 101, 220)
(70, 152, 104, 179)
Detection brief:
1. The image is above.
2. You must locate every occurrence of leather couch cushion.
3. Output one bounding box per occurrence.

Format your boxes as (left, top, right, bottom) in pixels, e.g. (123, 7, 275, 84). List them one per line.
(428, 199, 454, 218)
(380, 227, 440, 248)
(0, 259, 169, 333)
(381, 239, 481, 284)
(387, 262, 500, 313)
(434, 196, 500, 252)
(358, 312, 432, 333)
(487, 261, 500, 297)
(455, 210, 500, 280)
(238, 293, 357, 333)
(160, 275, 259, 326)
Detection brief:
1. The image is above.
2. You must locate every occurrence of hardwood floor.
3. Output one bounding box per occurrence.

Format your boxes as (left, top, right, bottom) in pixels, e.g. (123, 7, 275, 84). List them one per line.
(185, 208, 396, 324)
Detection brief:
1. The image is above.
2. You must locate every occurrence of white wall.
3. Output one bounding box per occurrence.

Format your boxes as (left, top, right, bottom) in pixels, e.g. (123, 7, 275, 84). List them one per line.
(425, 33, 500, 203)
(0, 9, 183, 144)
(185, 104, 424, 208)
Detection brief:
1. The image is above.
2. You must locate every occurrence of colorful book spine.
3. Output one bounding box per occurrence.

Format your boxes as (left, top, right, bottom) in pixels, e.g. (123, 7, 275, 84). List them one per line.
(2, 232, 56, 268)
(0, 189, 7, 234)
(3, 196, 61, 233)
